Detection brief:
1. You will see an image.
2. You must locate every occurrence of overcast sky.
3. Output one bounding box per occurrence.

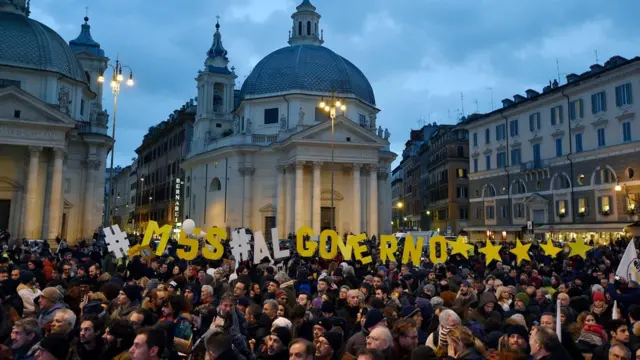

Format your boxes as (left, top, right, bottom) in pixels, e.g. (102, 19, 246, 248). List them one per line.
(32, 0, 640, 168)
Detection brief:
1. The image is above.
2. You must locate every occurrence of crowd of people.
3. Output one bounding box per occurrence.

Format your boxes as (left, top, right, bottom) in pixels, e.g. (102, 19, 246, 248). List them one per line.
(0, 231, 638, 360)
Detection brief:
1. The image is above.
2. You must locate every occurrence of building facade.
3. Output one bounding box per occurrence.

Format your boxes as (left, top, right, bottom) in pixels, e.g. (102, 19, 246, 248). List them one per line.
(461, 55, 640, 242)
(394, 124, 438, 231)
(420, 126, 469, 235)
(0, 2, 112, 242)
(182, 1, 396, 239)
(134, 102, 195, 231)
(391, 166, 404, 231)
(108, 164, 135, 231)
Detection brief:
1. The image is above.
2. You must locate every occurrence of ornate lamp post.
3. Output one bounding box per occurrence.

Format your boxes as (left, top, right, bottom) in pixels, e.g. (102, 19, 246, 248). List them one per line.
(98, 57, 134, 225)
(319, 91, 346, 231)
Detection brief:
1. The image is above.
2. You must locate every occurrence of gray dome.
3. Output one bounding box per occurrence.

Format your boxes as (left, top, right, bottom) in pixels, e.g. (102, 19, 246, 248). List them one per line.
(240, 45, 376, 105)
(0, 11, 86, 82)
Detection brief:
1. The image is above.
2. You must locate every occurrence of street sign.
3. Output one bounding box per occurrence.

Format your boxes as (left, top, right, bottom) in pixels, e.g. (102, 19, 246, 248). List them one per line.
(527, 221, 533, 230)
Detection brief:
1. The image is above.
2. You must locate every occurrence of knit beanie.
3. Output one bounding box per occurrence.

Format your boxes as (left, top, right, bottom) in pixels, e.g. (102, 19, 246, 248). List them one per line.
(593, 291, 605, 302)
(271, 326, 291, 346)
(515, 292, 530, 307)
(122, 284, 142, 303)
(507, 324, 529, 340)
(39, 333, 69, 360)
(363, 308, 385, 331)
(322, 331, 343, 353)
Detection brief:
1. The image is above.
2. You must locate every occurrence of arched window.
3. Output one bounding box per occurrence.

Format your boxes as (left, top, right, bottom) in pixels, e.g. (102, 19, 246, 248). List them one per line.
(483, 184, 496, 198)
(298, 21, 302, 35)
(511, 180, 527, 195)
(209, 177, 221, 192)
(553, 174, 571, 190)
(307, 21, 311, 35)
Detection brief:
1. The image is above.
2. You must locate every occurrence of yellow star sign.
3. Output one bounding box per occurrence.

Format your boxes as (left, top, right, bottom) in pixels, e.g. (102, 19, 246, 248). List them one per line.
(448, 236, 473, 259)
(568, 238, 593, 259)
(479, 239, 502, 265)
(510, 239, 531, 265)
(539, 239, 562, 258)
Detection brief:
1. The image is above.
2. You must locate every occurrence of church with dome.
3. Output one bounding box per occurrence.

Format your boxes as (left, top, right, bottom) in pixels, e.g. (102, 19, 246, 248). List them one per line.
(182, 0, 396, 239)
(0, 0, 112, 242)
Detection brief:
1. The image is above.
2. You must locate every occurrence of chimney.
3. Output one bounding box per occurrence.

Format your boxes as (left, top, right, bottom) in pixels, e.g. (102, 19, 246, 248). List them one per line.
(566, 73, 580, 83)
(590, 64, 604, 73)
(552, 79, 559, 89)
(605, 55, 628, 68)
(502, 98, 514, 108)
(513, 94, 526, 102)
(525, 89, 539, 98)
(542, 85, 552, 93)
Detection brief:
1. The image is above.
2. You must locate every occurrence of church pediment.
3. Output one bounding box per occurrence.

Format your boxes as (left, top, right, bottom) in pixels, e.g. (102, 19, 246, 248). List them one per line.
(259, 204, 275, 213)
(0, 86, 76, 127)
(524, 193, 549, 205)
(0, 177, 22, 191)
(321, 189, 344, 201)
(289, 118, 387, 146)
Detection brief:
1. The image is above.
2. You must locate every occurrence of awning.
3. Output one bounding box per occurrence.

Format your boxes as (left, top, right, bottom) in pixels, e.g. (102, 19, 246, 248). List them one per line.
(534, 223, 630, 233)
(464, 225, 523, 232)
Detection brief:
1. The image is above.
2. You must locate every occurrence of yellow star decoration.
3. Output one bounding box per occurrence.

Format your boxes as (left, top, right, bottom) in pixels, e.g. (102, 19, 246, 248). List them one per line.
(479, 239, 502, 265)
(447, 236, 474, 259)
(539, 239, 563, 258)
(510, 239, 531, 265)
(568, 238, 593, 259)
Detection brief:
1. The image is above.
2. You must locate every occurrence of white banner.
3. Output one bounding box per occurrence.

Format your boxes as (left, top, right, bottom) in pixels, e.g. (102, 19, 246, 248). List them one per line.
(616, 240, 640, 283)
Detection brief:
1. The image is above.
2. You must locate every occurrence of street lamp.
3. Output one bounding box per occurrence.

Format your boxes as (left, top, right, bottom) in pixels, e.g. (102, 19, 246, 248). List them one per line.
(99, 57, 134, 225)
(319, 91, 346, 231)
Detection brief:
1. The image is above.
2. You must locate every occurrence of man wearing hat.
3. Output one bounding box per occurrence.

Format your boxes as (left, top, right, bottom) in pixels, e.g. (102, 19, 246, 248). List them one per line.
(453, 280, 477, 308)
(316, 331, 343, 360)
(313, 318, 332, 343)
(112, 284, 142, 320)
(37, 287, 64, 328)
(35, 333, 69, 360)
(266, 326, 291, 360)
(344, 308, 387, 358)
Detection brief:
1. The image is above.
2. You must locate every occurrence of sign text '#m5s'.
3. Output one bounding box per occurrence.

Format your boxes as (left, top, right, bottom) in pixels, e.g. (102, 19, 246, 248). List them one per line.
(141, 220, 474, 265)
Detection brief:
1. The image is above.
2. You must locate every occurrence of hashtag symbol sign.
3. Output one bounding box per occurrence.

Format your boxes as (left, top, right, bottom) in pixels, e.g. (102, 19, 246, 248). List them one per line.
(103, 225, 130, 259)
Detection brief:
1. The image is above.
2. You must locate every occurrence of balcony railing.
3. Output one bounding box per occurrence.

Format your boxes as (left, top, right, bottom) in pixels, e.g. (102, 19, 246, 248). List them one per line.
(521, 159, 548, 171)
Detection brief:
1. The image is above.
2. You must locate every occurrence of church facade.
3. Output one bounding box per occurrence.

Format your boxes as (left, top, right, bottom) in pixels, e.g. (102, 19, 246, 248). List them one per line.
(182, 0, 396, 238)
(0, 1, 112, 242)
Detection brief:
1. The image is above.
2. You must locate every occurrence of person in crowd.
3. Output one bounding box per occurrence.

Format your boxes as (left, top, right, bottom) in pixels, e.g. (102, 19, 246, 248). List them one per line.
(128, 326, 166, 360)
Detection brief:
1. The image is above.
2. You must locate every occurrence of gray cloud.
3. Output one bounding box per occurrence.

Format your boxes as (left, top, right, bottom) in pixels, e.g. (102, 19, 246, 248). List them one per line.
(30, 0, 640, 167)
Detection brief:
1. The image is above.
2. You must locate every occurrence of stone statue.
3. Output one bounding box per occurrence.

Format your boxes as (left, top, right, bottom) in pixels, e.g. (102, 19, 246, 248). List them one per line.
(298, 107, 305, 125)
(89, 102, 98, 122)
(377, 126, 383, 137)
(369, 113, 377, 129)
(232, 117, 240, 134)
(246, 118, 252, 134)
(280, 113, 287, 130)
(58, 86, 71, 115)
(384, 128, 390, 140)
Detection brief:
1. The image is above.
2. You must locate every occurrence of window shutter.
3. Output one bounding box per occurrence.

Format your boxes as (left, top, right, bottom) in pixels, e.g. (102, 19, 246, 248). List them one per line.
(551, 108, 556, 125)
(529, 115, 534, 131)
(628, 84, 633, 104)
(597, 196, 602, 211)
(616, 86, 622, 107)
(579, 99, 584, 117)
(602, 92, 607, 111)
(609, 196, 613, 213)
(592, 94, 597, 113)
(559, 105, 563, 123)
(537, 114, 541, 130)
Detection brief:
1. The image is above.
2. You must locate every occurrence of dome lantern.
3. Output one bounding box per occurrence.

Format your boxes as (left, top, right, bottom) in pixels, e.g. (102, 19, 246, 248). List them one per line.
(69, 16, 105, 57)
(288, 0, 323, 46)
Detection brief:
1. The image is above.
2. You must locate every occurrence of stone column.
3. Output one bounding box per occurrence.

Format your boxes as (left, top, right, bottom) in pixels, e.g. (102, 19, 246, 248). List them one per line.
(368, 165, 378, 237)
(24, 146, 42, 239)
(240, 166, 255, 229)
(276, 165, 286, 239)
(47, 148, 65, 240)
(285, 165, 294, 236)
(312, 162, 322, 234)
(83, 159, 98, 235)
(378, 169, 390, 234)
(294, 161, 304, 233)
(352, 163, 362, 234)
